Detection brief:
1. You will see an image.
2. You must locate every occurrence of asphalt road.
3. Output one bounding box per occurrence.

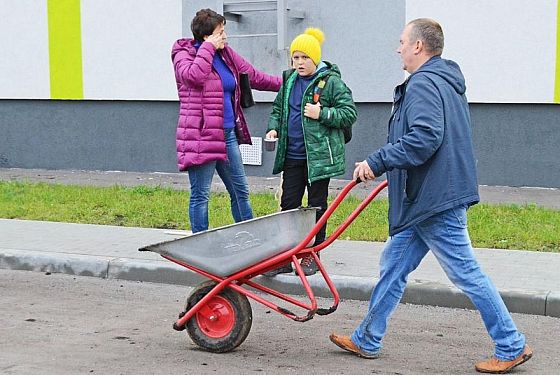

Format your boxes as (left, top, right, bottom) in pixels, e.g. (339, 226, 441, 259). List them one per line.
(1, 269, 557, 375)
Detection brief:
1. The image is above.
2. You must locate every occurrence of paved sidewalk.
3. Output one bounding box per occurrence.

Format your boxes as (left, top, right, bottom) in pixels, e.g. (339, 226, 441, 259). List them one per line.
(1, 168, 559, 318)
(1, 218, 559, 318)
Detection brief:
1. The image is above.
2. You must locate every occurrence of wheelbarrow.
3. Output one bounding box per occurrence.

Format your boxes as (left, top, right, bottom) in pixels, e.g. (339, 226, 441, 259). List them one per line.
(139, 179, 387, 353)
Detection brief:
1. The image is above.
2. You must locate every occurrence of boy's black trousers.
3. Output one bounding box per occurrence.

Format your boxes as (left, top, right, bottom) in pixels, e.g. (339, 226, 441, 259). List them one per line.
(280, 159, 330, 246)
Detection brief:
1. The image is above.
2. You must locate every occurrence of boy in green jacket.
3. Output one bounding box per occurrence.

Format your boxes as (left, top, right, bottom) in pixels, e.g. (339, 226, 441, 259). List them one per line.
(265, 27, 357, 276)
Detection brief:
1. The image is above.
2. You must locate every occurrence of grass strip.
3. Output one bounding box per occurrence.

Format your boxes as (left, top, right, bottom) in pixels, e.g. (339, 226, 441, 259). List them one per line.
(1, 181, 558, 252)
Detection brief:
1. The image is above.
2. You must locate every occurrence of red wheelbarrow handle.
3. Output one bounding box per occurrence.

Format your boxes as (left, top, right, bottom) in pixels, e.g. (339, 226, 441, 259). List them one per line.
(313, 179, 388, 252)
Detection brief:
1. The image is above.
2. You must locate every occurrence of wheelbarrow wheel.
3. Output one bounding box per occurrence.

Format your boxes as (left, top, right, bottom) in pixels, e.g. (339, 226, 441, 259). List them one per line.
(185, 281, 252, 353)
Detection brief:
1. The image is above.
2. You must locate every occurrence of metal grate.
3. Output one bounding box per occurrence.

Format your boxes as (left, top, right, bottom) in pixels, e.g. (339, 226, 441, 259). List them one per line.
(239, 137, 262, 165)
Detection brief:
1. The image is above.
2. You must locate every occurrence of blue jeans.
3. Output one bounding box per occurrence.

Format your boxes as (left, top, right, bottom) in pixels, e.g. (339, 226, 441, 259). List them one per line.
(187, 128, 253, 233)
(351, 205, 526, 361)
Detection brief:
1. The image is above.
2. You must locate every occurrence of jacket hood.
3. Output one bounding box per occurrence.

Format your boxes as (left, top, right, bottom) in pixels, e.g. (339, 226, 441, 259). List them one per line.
(413, 56, 466, 95)
(172, 38, 197, 60)
(321, 61, 341, 78)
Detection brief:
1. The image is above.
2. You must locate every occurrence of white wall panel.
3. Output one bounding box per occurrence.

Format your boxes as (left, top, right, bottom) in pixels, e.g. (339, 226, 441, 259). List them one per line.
(0, 1, 557, 103)
(81, 0, 182, 100)
(406, 0, 557, 103)
(193, 0, 406, 103)
(0, 0, 50, 99)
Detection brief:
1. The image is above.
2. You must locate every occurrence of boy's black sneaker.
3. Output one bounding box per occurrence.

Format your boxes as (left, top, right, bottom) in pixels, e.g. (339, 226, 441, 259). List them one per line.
(263, 263, 293, 277)
(298, 255, 319, 276)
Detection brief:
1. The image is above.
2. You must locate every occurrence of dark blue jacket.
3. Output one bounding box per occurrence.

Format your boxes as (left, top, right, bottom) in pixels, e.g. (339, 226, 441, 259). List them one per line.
(367, 56, 480, 235)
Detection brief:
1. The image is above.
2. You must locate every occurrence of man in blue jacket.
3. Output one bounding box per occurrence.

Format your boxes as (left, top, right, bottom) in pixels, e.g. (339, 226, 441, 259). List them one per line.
(329, 19, 532, 374)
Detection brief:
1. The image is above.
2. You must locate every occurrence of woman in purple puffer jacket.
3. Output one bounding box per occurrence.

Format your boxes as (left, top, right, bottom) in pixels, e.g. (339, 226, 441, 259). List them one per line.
(172, 8, 281, 233)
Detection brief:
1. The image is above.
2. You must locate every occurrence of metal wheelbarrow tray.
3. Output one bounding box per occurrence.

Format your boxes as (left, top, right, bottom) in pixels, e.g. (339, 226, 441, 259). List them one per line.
(139, 207, 318, 277)
(139, 179, 388, 354)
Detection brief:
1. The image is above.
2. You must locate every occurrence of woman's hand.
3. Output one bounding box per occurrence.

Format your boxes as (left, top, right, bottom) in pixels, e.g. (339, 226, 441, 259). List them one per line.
(266, 130, 278, 139)
(205, 33, 225, 50)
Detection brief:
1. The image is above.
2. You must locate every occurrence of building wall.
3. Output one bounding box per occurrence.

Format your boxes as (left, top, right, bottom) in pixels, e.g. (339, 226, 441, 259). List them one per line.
(2, 100, 559, 188)
(406, 0, 560, 103)
(3, 0, 559, 103)
(1, 0, 559, 187)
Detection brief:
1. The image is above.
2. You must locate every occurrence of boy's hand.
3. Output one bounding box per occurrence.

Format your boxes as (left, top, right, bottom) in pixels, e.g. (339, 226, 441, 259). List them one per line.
(304, 103, 321, 120)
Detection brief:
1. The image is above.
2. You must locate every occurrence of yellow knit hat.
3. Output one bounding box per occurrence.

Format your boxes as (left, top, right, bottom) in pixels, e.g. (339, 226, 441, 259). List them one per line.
(290, 27, 325, 65)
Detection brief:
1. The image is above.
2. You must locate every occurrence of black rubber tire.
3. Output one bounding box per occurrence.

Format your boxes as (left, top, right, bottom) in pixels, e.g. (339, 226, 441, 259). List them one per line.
(185, 281, 252, 353)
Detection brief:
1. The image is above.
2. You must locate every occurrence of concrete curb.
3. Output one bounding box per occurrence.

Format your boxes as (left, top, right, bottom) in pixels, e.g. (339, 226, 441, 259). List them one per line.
(546, 292, 560, 317)
(0, 248, 111, 278)
(1, 249, 558, 318)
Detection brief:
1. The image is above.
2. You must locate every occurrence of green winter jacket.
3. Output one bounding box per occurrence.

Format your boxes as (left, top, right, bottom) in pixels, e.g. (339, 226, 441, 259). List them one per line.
(267, 62, 357, 183)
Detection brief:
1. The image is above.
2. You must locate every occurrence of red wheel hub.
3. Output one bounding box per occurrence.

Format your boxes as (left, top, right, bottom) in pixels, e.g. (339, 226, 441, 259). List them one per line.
(196, 295, 236, 338)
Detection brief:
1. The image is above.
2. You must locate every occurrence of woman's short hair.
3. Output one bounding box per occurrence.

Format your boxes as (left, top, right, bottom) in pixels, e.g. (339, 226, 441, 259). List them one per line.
(191, 8, 226, 42)
(408, 18, 444, 56)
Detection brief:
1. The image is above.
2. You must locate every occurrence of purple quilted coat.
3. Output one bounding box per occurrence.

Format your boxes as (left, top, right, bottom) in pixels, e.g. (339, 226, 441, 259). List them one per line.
(172, 39, 281, 171)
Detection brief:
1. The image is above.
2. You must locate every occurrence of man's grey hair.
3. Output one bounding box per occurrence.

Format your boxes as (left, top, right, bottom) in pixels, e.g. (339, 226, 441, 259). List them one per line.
(408, 18, 444, 56)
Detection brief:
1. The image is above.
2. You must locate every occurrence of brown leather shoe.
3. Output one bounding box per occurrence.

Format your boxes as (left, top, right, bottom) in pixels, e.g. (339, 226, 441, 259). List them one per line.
(475, 345, 533, 373)
(329, 333, 379, 359)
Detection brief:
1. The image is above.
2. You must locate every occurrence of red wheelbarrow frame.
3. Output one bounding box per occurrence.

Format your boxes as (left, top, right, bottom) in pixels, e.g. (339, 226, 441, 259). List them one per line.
(161, 179, 388, 330)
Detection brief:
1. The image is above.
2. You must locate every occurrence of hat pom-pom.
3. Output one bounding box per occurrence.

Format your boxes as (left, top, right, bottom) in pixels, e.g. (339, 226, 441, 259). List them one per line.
(304, 27, 325, 44)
